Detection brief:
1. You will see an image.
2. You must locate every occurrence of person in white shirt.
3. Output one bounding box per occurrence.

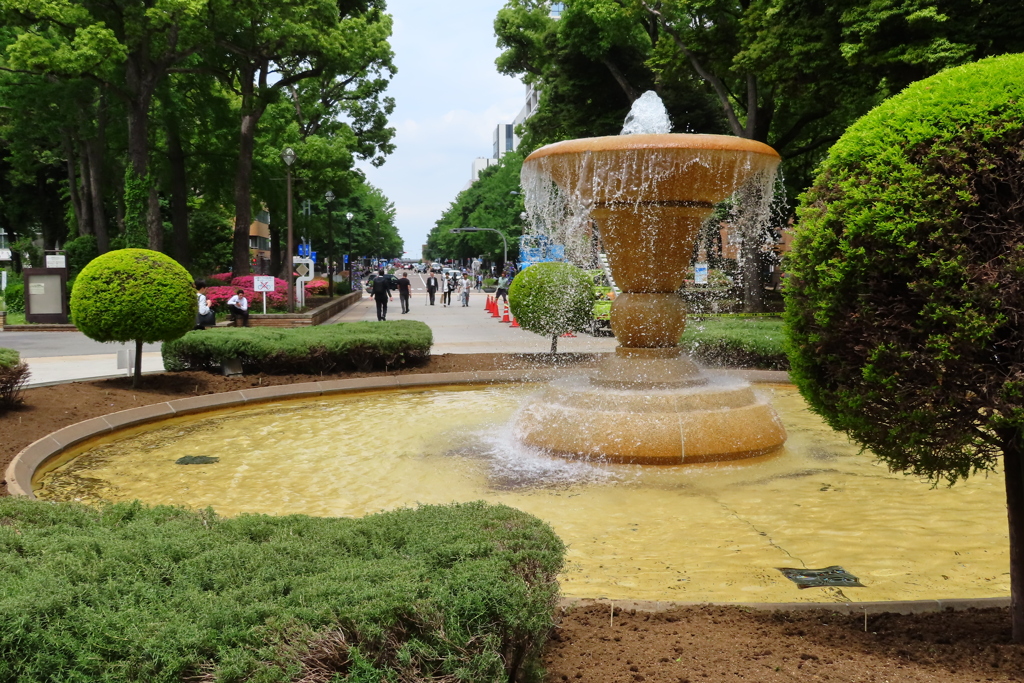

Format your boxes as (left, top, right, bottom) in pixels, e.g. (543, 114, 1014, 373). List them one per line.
(194, 281, 215, 330)
(226, 289, 249, 327)
(460, 275, 472, 307)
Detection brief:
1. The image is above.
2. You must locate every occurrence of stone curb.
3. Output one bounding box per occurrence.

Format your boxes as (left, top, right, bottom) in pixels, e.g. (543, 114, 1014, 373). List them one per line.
(558, 596, 1010, 615)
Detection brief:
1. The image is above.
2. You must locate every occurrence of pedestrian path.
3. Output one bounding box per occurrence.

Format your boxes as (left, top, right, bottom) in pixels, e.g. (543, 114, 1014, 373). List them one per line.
(327, 272, 619, 355)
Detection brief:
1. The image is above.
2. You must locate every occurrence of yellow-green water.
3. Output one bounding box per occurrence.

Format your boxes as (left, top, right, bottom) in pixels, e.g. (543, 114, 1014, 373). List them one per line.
(35, 383, 1009, 604)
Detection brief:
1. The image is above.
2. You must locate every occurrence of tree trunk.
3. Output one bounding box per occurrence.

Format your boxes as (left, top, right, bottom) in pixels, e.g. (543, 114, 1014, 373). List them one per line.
(88, 92, 109, 252)
(550, 334, 558, 355)
(740, 236, 765, 313)
(232, 67, 266, 277)
(62, 133, 87, 237)
(78, 151, 94, 238)
(124, 60, 160, 251)
(166, 120, 191, 267)
(133, 338, 143, 389)
(1000, 428, 1024, 643)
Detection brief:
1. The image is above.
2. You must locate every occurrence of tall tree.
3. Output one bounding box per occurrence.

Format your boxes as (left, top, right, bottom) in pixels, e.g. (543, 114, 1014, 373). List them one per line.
(1, 0, 211, 251)
(208, 0, 395, 275)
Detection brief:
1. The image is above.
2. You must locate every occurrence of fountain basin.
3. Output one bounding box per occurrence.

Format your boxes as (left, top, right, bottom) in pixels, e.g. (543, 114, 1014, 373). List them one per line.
(516, 378, 786, 464)
(21, 378, 1010, 604)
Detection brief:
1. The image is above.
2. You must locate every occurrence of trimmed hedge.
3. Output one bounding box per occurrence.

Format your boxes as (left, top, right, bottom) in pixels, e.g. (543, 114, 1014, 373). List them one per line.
(680, 317, 788, 370)
(784, 53, 1024, 484)
(71, 249, 196, 344)
(0, 499, 564, 682)
(162, 320, 433, 373)
(3, 282, 23, 314)
(509, 263, 592, 353)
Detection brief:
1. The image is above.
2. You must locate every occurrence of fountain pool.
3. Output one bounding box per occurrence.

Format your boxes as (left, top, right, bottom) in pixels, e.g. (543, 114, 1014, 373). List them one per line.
(33, 382, 1009, 604)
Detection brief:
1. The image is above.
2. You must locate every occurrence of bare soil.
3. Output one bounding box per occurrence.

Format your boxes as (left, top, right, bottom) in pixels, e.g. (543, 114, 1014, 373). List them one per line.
(2, 354, 1022, 680)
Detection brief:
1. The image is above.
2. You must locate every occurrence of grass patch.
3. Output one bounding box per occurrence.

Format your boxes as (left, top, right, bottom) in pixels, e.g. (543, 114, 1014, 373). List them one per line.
(680, 316, 789, 370)
(0, 499, 564, 682)
(162, 321, 432, 374)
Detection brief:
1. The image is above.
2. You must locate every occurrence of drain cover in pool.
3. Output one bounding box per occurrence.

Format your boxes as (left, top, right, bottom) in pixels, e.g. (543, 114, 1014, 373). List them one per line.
(777, 566, 864, 589)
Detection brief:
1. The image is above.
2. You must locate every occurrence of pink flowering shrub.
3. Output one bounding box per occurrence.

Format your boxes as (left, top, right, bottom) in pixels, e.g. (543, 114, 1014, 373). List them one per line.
(208, 272, 233, 284)
(304, 278, 329, 295)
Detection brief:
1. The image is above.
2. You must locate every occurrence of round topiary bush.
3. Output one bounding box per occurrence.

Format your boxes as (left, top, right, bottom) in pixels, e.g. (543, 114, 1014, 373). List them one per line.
(509, 262, 592, 354)
(71, 249, 196, 386)
(783, 54, 1024, 640)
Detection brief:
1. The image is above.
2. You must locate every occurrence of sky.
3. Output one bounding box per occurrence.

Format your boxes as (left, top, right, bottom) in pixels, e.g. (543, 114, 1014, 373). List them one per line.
(357, 0, 525, 260)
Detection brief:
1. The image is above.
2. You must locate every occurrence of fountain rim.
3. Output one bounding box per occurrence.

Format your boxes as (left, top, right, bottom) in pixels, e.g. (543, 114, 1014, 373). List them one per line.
(524, 133, 782, 164)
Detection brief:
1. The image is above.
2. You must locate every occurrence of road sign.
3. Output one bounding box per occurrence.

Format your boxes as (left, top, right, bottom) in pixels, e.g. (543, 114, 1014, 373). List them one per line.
(253, 276, 275, 292)
(694, 263, 709, 285)
(343, 254, 348, 264)
(295, 263, 309, 278)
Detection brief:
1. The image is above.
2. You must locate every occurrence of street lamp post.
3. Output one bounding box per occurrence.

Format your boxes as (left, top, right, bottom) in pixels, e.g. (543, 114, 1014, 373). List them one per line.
(346, 212, 354, 291)
(325, 190, 335, 299)
(450, 227, 507, 271)
(281, 147, 297, 312)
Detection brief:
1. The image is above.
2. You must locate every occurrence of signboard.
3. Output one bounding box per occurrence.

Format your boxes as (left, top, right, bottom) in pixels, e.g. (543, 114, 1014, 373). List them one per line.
(253, 276, 275, 292)
(694, 263, 709, 285)
(343, 254, 349, 264)
(45, 254, 67, 269)
(29, 282, 46, 295)
(0, 249, 11, 261)
(295, 263, 309, 278)
(292, 256, 315, 309)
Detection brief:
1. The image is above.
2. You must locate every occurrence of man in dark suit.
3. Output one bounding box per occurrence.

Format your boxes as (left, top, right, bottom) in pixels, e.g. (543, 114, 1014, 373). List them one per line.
(425, 270, 439, 305)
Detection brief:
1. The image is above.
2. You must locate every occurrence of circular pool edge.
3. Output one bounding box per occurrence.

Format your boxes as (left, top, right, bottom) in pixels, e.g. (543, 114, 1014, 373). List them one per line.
(6, 367, 1009, 614)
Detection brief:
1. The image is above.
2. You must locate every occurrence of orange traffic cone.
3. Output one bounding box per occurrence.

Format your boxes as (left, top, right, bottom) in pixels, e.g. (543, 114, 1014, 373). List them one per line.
(511, 316, 520, 328)
(491, 298, 501, 317)
(501, 304, 512, 323)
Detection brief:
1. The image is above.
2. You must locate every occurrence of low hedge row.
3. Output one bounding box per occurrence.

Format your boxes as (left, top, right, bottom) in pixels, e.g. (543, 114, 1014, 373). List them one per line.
(162, 320, 433, 374)
(0, 499, 565, 682)
(680, 316, 789, 370)
(0, 346, 29, 410)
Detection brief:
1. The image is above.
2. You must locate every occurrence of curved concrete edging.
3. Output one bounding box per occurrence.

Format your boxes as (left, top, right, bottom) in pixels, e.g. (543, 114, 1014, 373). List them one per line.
(5, 367, 1009, 614)
(559, 596, 1011, 616)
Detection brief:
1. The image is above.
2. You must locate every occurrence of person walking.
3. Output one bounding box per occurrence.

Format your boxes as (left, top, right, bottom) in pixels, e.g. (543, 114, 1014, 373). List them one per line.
(442, 273, 454, 307)
(397, 271, 412, 314)
(371, 268, 393, 321)
(460, 273, 472, 307)
(495, 274, 510, 304)
(226, 289, 250, 327)
(425, 270, 439, 305)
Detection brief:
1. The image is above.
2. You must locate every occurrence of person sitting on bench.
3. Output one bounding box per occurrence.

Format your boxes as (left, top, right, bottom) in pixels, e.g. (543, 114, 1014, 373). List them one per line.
(227, 289, 249, 327)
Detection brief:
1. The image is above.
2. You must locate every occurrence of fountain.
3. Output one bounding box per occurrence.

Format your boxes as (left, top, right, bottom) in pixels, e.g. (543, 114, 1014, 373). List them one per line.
(515, 92, 787, 464)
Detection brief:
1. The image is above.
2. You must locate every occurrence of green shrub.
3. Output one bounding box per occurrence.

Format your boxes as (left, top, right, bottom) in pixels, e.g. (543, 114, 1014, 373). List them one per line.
(4, 282, 23, 314)
(0, 347, 29, 409)
(680, 317, 788, 370)
(334, 280, 352, 296)
(162, 320, 432, 373)
(509, 262, 592, 354)
(72, 249, 196, 387)
(62, 235, 99, 278)
(0, 499, 564, 682)
(784, 54, 1024, 640)
(0, 347, 18, 369)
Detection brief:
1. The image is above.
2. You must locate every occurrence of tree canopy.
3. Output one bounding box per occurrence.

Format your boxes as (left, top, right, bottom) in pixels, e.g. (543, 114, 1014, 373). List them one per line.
(0, 0, 401, 276)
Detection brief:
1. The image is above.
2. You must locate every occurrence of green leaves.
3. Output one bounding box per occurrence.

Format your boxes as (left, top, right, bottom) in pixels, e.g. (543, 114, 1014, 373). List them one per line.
(784, 53, 1024, 484)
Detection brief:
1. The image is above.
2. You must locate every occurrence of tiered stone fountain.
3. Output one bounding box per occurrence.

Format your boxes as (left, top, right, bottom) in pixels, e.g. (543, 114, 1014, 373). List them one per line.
(515, 118, 787, 464)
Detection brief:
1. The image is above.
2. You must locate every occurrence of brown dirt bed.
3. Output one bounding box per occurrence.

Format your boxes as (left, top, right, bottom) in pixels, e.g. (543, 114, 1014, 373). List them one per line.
(2, 353, 1021, 680)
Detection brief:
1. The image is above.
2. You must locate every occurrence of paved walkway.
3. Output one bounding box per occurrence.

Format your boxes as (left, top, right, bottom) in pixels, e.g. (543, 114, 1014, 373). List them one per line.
(2, 272, 619, 386)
